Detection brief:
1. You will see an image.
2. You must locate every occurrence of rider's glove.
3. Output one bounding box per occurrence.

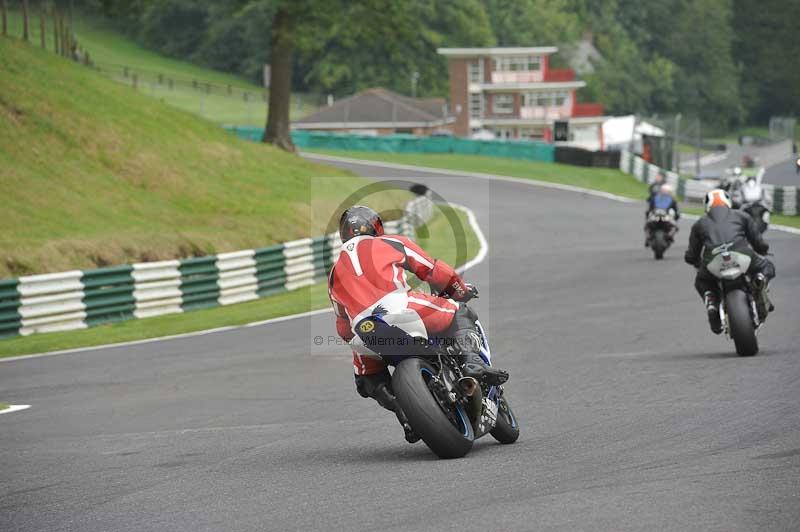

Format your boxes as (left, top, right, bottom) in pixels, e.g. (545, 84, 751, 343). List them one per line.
(461, 283, 479, 302)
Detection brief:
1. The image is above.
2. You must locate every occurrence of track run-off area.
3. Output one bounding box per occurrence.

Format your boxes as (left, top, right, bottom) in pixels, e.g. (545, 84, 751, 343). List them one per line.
(1, 157, 799, 532)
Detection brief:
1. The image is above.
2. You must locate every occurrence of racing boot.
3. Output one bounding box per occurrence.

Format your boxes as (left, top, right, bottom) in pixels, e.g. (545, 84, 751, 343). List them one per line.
(752, 273, 774, 320)
(372, 383, 420, 444)
(450, 305, 508, 386)
(356, 372, 420, 443)
(704, 291, 722, 334)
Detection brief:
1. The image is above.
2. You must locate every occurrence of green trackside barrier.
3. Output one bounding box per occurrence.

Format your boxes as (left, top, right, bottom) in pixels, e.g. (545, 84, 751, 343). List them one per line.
(224, 127, 556, 163)
(0, 279, 21, 339)
(254, 244, 288, 297)
(178, 256, 220, 311)
(82, 265, 136, 327)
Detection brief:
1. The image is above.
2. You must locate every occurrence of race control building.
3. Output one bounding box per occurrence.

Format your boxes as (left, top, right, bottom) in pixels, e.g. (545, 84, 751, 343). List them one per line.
(438, 46, 605, 147)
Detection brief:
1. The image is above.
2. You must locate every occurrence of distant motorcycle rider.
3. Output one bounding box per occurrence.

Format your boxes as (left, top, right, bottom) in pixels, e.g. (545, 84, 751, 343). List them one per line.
(645, 183, 679, 246)
(684, 189, 775, 334)
(647, 183, 680, 218)
(328, 205, 506, 441)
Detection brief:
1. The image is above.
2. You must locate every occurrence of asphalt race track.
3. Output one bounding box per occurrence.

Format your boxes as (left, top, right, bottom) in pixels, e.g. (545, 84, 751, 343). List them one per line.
(2, 159, 799, 531)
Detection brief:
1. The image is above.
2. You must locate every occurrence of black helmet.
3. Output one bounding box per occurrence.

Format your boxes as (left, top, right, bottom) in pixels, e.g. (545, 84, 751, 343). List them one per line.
(338, 205, 384, 242)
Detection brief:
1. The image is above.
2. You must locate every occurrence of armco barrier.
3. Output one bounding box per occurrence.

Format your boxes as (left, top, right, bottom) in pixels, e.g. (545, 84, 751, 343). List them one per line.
(225, 127, 555, 163)
(618, 150, 799, 215)
(0, 196, 433, 339)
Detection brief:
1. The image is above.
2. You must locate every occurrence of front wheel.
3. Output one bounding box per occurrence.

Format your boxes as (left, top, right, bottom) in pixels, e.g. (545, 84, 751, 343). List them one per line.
(490, 395, 519, 444)
(393, 358, 474, 459)
(725, 289, 758, 356)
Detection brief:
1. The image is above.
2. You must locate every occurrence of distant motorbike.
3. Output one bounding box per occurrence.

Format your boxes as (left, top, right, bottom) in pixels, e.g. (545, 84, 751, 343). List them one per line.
(645, 208, 678, 260)
(351, 296, 519, 458)
(741, 201, 771, 234)
(705, 241, 770, 356)
(737, 176, 771, 234)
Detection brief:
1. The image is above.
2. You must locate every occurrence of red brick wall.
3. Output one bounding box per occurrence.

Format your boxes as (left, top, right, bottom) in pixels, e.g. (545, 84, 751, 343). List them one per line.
(448, 58, 470, 136)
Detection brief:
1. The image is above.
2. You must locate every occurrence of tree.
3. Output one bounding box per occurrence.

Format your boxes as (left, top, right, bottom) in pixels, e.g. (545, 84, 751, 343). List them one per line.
(262, 4, 293, 150)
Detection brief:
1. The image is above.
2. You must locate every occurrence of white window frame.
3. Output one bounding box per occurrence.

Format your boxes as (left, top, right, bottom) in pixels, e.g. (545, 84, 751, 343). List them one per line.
(492, 94, 514, 115)
(469, 92, 483, 119)
(493, 56, 541, 73)
(468, 60, 483, 83)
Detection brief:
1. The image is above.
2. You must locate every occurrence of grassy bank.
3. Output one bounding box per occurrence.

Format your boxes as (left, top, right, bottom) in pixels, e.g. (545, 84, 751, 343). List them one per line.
(0, 205, 480, 358)
(306, 150, 650, 199)
(0, 38, 410, 277)
(3, 11, 316, 124)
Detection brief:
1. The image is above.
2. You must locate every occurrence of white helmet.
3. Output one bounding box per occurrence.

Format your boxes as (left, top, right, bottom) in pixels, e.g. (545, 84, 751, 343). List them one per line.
(659, 184, 674, 195)
(704, 189, 732, 212)
(732, 166, 742, 177)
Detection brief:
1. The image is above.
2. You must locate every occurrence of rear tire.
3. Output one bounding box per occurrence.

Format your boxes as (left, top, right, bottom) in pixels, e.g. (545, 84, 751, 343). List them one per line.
(490, 395, 519, 444)
(726, 289, 758, 356)
(652, 230, 667, 260)
(393, 358, 474, 459)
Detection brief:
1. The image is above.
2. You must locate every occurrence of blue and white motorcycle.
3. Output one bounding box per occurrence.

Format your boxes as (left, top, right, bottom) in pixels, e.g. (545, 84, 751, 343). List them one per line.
(351, 300, 519, 459)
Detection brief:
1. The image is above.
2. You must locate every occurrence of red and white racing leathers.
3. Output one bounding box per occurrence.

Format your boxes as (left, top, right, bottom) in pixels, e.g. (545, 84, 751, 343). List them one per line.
(328, 234, 469, 376)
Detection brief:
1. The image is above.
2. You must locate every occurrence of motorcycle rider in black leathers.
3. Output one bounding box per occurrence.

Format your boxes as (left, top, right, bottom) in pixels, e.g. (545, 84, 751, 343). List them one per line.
(684, 189, 775, 333)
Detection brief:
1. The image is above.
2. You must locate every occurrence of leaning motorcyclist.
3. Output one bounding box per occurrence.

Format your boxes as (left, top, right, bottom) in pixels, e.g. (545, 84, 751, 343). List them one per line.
(645, 183, 680, 246)
(684, 189, 775, 334)
(328, 205, 507, 441)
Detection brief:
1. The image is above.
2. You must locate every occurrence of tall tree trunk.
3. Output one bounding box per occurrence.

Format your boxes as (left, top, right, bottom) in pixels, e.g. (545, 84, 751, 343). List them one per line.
(262, 7, 295, 152)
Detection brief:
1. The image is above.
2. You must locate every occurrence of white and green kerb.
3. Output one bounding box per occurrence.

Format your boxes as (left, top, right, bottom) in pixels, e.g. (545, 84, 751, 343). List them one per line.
(0, 195, 434, 339)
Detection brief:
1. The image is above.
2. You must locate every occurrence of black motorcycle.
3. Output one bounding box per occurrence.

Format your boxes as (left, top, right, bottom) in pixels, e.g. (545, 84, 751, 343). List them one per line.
(353, 307, 519, 458)
(645, 208, 678, 260)
(705, 242, 771, 356)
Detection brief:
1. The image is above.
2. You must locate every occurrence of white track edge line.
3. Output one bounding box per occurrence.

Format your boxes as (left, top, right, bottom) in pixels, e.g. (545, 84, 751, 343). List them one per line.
(0, 405, 31, 415)
(0, 203, 489, 363)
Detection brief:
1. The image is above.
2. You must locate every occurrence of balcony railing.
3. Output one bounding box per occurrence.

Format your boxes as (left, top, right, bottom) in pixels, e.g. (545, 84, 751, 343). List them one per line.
(520, 106, 571, 120)
(490, 71, 544, 84)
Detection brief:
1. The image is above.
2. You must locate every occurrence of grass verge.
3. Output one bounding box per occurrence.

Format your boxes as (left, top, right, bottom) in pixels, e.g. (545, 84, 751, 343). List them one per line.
(0, 205, 480, 358)
(308, 150, 800, 228)
(306, 150, 650, 199)
(0, 403, 9, 411)
(0, 38, 409, 277)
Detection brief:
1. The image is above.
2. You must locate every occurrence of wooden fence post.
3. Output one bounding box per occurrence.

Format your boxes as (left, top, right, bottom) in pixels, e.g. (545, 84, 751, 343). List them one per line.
(58, 11, 65, 56)
(52, 6, 58, 53)
(22, 0, 30, 41)
(1, 0, 7, 37)
(39, 2, 45, 48)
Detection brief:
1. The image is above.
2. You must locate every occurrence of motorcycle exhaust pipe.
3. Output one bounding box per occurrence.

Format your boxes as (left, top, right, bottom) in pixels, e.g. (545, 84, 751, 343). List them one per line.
(458, 376, 479, 397)
(458, 376, 483, 424)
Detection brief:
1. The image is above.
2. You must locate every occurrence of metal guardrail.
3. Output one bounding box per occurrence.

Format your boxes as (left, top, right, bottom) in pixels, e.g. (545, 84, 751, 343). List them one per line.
(0, 196, 434, 339)
(619, 150, 798, 215)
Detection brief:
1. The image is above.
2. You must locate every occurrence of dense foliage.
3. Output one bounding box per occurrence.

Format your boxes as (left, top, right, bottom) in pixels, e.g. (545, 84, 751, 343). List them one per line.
(84, 0, 797, 128)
